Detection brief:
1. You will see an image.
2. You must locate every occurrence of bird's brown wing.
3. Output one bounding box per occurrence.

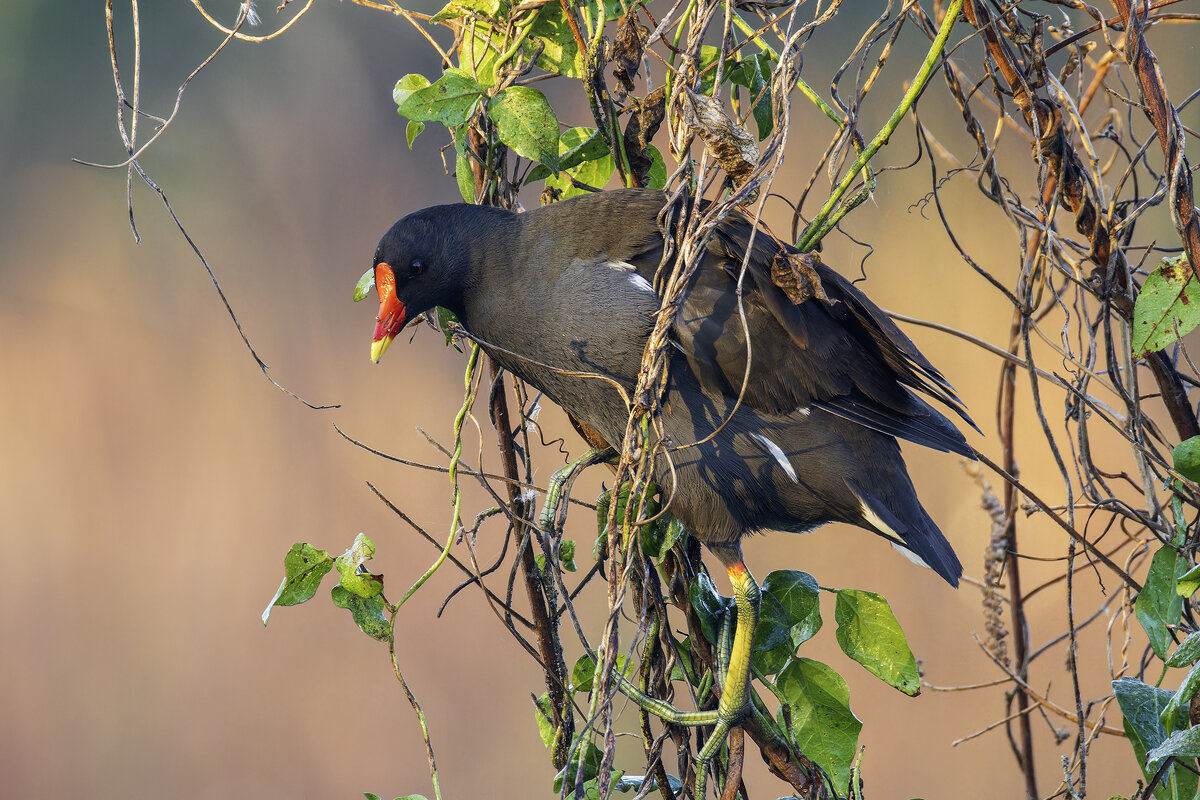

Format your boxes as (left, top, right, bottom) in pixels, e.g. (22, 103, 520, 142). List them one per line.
(666, 212, 977, 457)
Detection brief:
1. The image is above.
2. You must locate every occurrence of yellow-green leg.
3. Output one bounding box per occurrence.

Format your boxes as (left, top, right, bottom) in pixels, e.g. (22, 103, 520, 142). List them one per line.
(612, 561, 760, 798)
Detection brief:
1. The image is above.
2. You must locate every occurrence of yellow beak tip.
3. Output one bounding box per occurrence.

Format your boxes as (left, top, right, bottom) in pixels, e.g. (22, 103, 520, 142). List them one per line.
(370, 336, 393, 363)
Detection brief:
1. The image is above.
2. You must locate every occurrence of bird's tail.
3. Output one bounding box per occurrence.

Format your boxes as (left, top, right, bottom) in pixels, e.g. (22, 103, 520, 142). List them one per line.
(846, 477, 962, 587)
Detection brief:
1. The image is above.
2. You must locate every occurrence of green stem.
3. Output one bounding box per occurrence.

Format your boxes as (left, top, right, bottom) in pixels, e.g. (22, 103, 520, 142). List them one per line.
(397, 343, 483, 608)
(796, 0, 963, 252)
(729, 13, 842, 126)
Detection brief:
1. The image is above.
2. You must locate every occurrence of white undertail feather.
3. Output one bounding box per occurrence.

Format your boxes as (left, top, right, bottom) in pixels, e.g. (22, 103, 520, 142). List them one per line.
(751, 433, 799, 483)
(854, 493, 934, 571)
(890, 541, 933, 570)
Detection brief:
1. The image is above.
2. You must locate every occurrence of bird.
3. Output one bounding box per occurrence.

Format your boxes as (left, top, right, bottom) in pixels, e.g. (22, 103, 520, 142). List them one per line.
(365, 187, 974, 795)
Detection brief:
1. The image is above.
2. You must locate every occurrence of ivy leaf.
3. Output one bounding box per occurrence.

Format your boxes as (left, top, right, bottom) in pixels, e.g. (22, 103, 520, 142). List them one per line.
(488, 86, 560, 171)
(331, 585, 391, 642)
(1160, 661, 1200, 734)
(547, 127, 616, 198)
(570, 651, 631, 693)
(262, 543, 334, 625)
(645, 146, 666, 190)
(453, 125, 476, 203)
(405, 120, 424, 149)
(1173, 436, 1200, 482)
(1167, 631, 1200, 667)
(535, 539, 578, 573)
(776, 657, 862, 793)
(436, 306, 462, 350)
(834, 589, 920, 695)
(528, 127, 612, 184)
(753, 570, 822, 675)
(1148, 726, 1200, 772)
(725, 51, 775, 139)
(1113, 676, 1197, 800)
(1177, 564, 1200, 598)
(396, 68, 483, 126)
(353, 268, 375, 302)
(429, 0, 501, 23)
(392, 73, 431, 108)
(527, 2, 584, 78)
(533, 691, 556, 747)
(552, 739, 604, 793)
(1135, 544, 1186, 660)
(334, 532, 384, 599)
(1131, 255, 1199, 359)
(690, 572, 734, 647)
(641, 514, 684, 561)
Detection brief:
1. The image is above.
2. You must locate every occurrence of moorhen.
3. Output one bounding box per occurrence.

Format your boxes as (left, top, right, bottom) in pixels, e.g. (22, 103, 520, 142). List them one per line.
(366, 188, 974, 794)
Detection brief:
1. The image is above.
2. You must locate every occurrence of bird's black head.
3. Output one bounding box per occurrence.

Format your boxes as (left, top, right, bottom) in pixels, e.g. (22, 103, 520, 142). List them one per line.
(368, 205, 472, 363)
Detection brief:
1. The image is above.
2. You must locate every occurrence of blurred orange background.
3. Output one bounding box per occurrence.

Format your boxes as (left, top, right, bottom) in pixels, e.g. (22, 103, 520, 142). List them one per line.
(3, 2, 1194, 798)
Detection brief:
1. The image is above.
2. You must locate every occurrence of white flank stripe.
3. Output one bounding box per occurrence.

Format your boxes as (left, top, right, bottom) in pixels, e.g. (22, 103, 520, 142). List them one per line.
(606, 260, 656, 296)
(752, 433, 798, 483)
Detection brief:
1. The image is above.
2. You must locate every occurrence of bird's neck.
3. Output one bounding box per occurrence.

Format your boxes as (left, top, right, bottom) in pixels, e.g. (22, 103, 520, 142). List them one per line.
(440, 204, 520, 321)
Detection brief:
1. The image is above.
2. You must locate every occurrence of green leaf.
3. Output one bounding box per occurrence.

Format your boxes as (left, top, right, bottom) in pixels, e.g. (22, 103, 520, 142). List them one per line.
(547, 127, 615, 198)
(1136, 544, 1186, 660)
(453, 126, 476, 203)
(570, 651, 631, 693)
(553, 739, 603, 794)
(396, 68, 483, 126)
(645, 146, 666, 190)
(641, 513, 684, 561)
(488, 87, 560, 171)
(560, 539, 577, 572)
(1113, 676, 1197, 800)
(392, 73, 431, 108)
(1174, 436, 1200, 482)
(1131, 255, 1199, 358)
(405, 120, 424, 149)
(429, 0, 501, 23)
(262, 543, 334, 625)
(1167, 631, 1200, 667)
(776, 657, 862, 792)
(1148, 726, 1200, 771)
(834, 589, 920, 695)
(527, 2, 584, 78)
(1161, 661, 1200, 734)
(725, 51, 775, 139)
(535, 539, 577, 573)
(334, 532, 385, 599)
(534, 691, 556, 747)
(331, 584, 392, 642)
(353, 268, 375, 302)
(690, 572, 734, 647)
(1178, 564, 1200, 598)
(753, 570, 822, 675)
(697, 45, 722, 95)
(435, 306, 462, 350)
(529, 127, 613, 184)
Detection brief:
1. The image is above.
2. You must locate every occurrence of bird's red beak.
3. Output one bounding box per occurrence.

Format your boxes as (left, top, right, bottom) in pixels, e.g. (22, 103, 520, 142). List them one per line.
(370, 262, 407, 363)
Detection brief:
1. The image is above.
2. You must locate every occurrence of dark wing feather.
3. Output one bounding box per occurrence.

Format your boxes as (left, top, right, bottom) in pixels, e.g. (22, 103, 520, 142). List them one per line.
(662, 210, 977, 457)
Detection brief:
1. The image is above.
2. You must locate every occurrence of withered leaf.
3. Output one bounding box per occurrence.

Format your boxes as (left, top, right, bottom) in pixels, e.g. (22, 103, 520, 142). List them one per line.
(771, 249, 828, 305)
(680, 88, 759, 188)
(623, 86, 666, 188)
(611, 11, 649, 96)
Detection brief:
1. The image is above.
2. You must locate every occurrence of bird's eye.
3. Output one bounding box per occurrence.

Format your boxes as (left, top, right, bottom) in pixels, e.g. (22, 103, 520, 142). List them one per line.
(408, 259, 424, 278)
